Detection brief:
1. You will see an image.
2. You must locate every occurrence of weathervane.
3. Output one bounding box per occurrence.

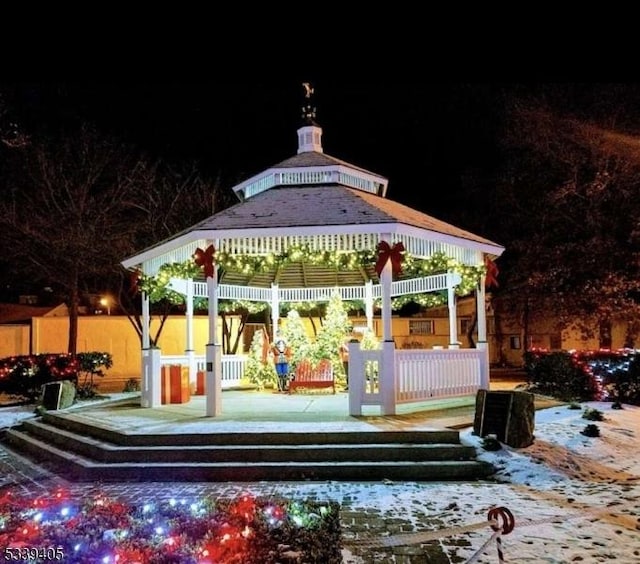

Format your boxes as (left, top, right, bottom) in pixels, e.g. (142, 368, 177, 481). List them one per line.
(301, 81, 317, 125)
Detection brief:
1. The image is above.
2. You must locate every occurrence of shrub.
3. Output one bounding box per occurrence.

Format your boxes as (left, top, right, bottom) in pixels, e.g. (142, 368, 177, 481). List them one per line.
(0, 352, 112, 401)
(523, 350, 600, 401)
(0, 354, 79, 400)
(0, 493, 343, 563)
(582, 407, 604, 421)
(123, 378, 140, 392)
(605, 353, 640, 406)
(75, 352, 113, 399)
(481, 435, 502, 451)
(581, 424, 600, 437)
(567, 401, 582, 410)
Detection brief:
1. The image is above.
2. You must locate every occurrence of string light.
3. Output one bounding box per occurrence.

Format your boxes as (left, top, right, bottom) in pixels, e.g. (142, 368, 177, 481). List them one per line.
(137, 249, 485, 310)
(0, 490, 338, 561)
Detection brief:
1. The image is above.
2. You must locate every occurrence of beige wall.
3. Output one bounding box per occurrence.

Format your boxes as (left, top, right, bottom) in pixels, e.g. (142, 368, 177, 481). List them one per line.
(561, 322, 629, 352)
(12, 300, 633, 388)
(29, 316, 229, 392)
(0, 325, 30, 357)
(493, 309, 635, 366)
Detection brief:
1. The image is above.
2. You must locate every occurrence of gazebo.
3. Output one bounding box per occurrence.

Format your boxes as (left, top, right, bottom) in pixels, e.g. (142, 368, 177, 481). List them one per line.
(122, 90, 504, 417)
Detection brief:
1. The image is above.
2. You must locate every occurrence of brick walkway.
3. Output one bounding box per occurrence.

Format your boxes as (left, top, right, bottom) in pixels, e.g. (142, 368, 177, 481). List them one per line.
(0, 439, 469, 563)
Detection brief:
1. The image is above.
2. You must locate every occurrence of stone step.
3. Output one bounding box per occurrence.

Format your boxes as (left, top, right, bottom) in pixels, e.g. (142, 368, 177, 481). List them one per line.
(40, 412, 463, 447)
(19, 419, 478, 463)
(4, 428, 494, 482)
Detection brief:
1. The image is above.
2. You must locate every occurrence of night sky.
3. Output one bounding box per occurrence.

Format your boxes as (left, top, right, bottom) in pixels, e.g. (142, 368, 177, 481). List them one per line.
(5, 82, 639, 225)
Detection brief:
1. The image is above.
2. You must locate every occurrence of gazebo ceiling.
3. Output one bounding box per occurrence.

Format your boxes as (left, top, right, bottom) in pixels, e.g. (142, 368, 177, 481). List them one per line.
(219, 260, 377, 289)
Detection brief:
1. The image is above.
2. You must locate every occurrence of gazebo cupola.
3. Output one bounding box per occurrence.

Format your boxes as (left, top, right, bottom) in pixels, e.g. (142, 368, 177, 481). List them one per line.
(297, 82, 323, 154)
(232, 84, 388, 202)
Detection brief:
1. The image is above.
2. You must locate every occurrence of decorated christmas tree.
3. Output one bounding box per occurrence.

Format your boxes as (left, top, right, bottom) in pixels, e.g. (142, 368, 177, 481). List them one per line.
(244, 328, 276, 390)
(282, 310, 311, 372)
(314, 291, 351, 379)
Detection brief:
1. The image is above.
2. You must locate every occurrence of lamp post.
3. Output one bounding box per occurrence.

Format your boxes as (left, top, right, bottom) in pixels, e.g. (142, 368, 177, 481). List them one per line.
(100, 297, 111, 316)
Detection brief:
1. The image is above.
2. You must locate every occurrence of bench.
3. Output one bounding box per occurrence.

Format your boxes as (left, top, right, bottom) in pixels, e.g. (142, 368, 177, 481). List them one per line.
(288, 358, 335, 394)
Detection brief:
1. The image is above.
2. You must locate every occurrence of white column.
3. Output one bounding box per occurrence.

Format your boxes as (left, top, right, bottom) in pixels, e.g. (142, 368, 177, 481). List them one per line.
(140, 292, 151, 407)
(476, 277, 487, 345)
(378, 235, 396, 415)
(476, 275, 490, 390)
(206, 263, 222, 416)
(447, 271, 460, 349)
(271, 283, 280, 337)
(365, 280, 374, 331)
(206, 343, 222, 415)
(348, 340, 363, 416)
(380, 340, 396, 415)
(142, 292, 150, 349)
(208, 267, 218, 345)
(142, 347, 161, 408)
(185, 278, 196, 390)
(380, 236, 393, 342)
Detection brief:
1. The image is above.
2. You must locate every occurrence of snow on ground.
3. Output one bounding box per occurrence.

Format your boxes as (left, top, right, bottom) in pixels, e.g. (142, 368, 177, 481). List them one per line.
(0, 402, 37, 429)
(338, 401, 640, 563)
(1, 399, 639, 563)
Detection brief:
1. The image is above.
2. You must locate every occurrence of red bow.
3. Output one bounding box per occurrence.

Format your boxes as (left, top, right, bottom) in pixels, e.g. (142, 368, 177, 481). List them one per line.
(129, 269, 142, 295)
(194, 245, 216, 279)
(484, 256, 499, 288)
(375, 241, 405, 277)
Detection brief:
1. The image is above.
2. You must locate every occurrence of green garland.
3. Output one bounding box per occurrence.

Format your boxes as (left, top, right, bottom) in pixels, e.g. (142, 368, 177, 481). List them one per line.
(137, 249, 486, 308)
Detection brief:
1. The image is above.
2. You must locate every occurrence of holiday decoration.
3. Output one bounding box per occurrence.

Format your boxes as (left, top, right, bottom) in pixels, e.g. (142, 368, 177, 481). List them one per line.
(138, 249, 486, 311)
(193, 245, 216, 279)
(484, 256, 499, 288)
(129, 268, 142, 296)
(0, 353, 112, 400)
(0, 489, 341, 563)
(374, 241, 405, 277)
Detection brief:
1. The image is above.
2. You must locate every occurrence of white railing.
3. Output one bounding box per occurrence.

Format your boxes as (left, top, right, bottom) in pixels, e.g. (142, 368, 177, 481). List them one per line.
(244, 174, 275, 198)
(361, 349, 382, 403)
(391, 274, 449, 296)
(396, 235, 479, 264)
(218, 285, 272, 301)
(187, 274, 454, 302)
(160, 354, 246, 389)
(395, 349, 483, 403)
(280, 170, 334, 185)
(219, 233, 380, 255)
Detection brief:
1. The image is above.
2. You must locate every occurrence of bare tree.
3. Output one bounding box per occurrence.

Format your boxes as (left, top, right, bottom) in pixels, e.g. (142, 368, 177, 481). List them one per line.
(492, 97, 640, 350)
(0, 125, 148, 353)
(115, 159, 230, 347)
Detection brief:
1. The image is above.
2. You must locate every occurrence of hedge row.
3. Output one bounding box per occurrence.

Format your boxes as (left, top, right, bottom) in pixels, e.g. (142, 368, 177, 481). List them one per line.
(524, 349, 640, 405)
(0, 352, 112, 400)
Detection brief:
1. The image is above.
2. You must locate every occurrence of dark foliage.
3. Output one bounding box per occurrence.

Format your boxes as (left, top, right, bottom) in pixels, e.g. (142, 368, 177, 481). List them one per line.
(0, 492, 342, 564)
(523, 350, 600, 401)
(524, 348, 640, 405)
(581, 424, 601, 437)
(582, 407, 604, 421)
(0, 352, 112, 400)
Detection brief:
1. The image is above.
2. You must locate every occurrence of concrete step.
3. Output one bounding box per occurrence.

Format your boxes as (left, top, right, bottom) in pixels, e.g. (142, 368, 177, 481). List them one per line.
(5, 411, 495, 483)
(4, 428, 494, 482)
(40, 412, 463, 446)
(18, 419, 478, 463)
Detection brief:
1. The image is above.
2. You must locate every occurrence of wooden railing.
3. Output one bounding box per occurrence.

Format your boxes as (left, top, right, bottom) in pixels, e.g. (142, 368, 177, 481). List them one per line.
(395, 348, 483, 403)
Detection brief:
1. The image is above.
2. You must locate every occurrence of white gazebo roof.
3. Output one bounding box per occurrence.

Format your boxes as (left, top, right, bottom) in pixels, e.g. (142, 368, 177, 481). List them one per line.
(122, 106, 504, 287)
